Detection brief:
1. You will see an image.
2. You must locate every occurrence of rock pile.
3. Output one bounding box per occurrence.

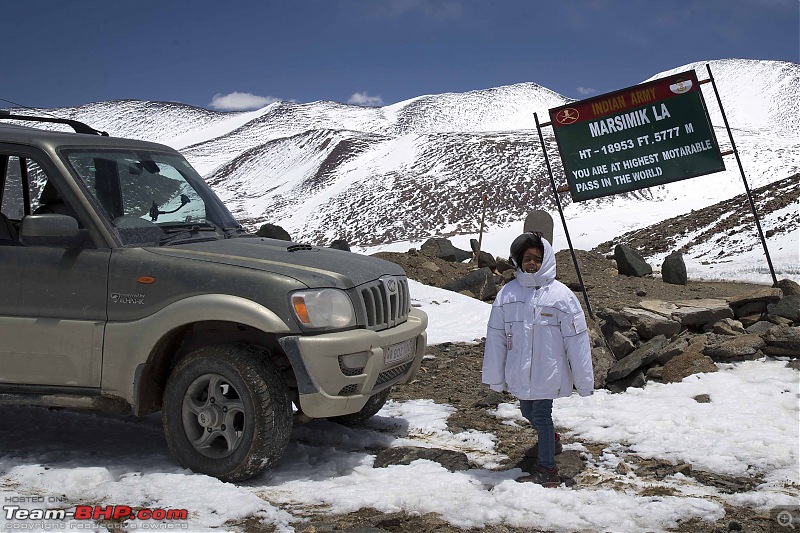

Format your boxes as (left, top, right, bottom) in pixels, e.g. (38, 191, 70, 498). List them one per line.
(382, 236, 800, 393)
(596, 286, 800, 391)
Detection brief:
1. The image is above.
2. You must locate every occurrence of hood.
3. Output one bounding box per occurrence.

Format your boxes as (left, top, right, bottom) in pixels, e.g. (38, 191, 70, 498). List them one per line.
(516, 237, 556, 289)
(146, 236, 405, 289)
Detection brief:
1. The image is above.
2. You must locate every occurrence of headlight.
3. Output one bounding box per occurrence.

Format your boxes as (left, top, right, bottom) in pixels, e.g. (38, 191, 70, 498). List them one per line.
(290, 289, 356, 329)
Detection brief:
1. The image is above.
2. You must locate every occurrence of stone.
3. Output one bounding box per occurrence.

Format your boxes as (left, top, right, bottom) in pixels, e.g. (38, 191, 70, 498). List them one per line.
(646, 365, 663, 381)
(777, 278, 800, 296)
(655, 335, 690, 365)
(607, 335, 668, 382)
(607, 371, 646, 393)
(328, 239, 351, 251)
(727, 288, 783, 308)
(442, 267, 497, 301)
(693, 394, 711, 403)
(619, 307, 681, 339)
(420, 237, 472, 262)
(610, 330, 637, 359)
(616, 462, 633, 475)
(739, 314, 765, 328)
(762, 326, 800, 357)
(745, 320, 777, 335)
(767, 295, 800, 322)
(373, 446, 470, 472)
(256, 223, 291, 241)
(711, 318, 746, 335)
(733, 301, 767, 318)
(768, 315, 795, 326)
(421, 261, 441, 273)
(661, 251, 687, 285)
(495, 257, 514, 273)
(704, 334, 766, 362)
(641, 299, 733, 328)
(661, 351, 718, 383)
(614, 244, 653, 277)
(475, 250, 497, 271)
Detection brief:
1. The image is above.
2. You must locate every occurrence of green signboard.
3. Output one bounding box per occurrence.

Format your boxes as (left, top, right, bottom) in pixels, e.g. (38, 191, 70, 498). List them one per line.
(548, 70, 725, 202)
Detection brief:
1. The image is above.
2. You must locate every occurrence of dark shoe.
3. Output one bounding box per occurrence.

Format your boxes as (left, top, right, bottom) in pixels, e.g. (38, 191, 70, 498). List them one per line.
(515, 465, 560, 487)
(523, 433, 563, 458)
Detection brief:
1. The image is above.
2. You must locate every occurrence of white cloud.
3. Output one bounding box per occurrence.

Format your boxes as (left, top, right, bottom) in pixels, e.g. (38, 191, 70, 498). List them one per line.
(577, 86, 597, 96)
(348, 91, 384, 106)
(209, 92, 281, 111)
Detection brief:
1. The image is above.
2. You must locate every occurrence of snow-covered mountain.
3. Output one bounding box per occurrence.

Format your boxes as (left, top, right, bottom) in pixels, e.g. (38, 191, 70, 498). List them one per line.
(9, 59, 799, 262)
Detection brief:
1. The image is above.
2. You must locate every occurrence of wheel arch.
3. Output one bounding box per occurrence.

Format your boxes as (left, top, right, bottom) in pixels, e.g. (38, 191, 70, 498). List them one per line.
(101, 294, 294, 415)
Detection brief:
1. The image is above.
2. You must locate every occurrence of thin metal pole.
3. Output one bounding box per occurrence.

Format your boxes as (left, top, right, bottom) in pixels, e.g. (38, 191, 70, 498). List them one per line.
(475, 193, 488, 261)
(534, 112, 594, 319)
(706, 63, 778, 287)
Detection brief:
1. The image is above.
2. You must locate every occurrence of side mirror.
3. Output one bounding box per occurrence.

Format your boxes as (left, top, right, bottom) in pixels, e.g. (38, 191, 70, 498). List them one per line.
(19, 214, 87, 248)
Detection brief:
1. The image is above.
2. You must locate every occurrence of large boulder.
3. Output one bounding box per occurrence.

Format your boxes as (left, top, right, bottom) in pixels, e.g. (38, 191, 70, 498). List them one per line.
(256, 223, 291, 241)
(661, 251, 687, 285)
(767, 295, 800, 322)
(704, 334, 766, 362)
(421, 238, 472, 262)
(614, 244, 653, 277)
(442, 267, 498, 301)
(329, 239, 351, 251)
(762, 326, 800, 357)
(619, 307, 681, 339)
(777, 278, 800, 296)
(639, 299, 733, 329)
(475, 251, 497, 271)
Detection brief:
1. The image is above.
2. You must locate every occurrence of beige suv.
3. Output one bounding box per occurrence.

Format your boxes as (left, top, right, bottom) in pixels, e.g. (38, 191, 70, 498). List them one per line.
(0, 112, 428, 481)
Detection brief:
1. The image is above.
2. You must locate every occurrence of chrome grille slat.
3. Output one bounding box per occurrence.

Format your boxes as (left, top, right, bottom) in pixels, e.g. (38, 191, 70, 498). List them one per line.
(357, 275, 410, 331)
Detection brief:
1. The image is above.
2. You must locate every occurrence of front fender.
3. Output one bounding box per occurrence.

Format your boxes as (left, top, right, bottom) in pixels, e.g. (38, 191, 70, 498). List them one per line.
(102, 294, 291, 405)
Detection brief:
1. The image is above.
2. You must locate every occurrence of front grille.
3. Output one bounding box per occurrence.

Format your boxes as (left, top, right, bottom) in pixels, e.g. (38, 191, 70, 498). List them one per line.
(375, 361, 413, 387)
(357, 275, 410, 331)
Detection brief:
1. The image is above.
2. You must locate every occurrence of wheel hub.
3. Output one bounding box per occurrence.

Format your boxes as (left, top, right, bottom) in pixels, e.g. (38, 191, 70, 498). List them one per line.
(197, 406, 223, 428)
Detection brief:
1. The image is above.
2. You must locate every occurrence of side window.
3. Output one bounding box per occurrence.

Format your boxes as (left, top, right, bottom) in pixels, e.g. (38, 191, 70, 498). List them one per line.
(1, 155, 49, 220)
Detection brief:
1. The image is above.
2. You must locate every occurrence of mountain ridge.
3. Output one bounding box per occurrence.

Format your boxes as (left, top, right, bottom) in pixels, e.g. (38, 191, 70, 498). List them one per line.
(6, 59, 799, 278)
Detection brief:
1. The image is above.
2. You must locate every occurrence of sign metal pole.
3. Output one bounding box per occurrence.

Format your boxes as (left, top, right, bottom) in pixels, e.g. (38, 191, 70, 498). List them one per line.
(534, 112, 594, 319)
(705, 63, 778, 287)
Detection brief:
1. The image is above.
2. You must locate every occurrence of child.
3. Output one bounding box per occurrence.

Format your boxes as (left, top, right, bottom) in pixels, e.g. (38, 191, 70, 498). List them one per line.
(482, 232, 594, 486)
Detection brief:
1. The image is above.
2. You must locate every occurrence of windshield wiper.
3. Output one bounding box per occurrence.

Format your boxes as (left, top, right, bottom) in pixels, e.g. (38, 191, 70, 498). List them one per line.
(159, 224, 220, 246)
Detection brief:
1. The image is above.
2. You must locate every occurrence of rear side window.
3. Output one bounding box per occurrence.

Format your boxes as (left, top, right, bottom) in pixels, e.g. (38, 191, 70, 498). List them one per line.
(1, 155, 50, 220)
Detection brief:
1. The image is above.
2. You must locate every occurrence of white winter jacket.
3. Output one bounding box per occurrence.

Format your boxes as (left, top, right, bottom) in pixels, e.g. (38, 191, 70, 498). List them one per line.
(482, 239, 594, 400)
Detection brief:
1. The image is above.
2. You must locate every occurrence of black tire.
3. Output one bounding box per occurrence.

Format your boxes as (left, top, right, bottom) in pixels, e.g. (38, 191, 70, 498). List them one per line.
(329, 387, 391, 426)
(162, 344, 292, 482)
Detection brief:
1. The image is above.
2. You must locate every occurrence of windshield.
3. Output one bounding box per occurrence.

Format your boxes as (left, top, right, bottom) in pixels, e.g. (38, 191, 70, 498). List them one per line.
(62, 149, 241, 246)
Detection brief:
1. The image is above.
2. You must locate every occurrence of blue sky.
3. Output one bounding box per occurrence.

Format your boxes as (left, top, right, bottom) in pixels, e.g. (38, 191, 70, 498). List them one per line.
(2, 0, 798, 111)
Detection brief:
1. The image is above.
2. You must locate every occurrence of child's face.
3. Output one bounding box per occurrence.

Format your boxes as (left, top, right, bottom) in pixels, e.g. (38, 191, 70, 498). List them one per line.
(521, 247, 544, 274)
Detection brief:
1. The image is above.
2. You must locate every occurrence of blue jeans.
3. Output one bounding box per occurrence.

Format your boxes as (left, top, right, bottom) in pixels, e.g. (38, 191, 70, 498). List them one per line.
(519, 399, 556, 469)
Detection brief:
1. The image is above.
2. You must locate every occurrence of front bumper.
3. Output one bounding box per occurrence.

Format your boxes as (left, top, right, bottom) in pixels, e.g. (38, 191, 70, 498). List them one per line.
(278, 308, 428, 418)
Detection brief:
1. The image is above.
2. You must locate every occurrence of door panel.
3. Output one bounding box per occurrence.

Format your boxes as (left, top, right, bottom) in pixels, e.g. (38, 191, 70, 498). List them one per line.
(0, 147, 109, 387)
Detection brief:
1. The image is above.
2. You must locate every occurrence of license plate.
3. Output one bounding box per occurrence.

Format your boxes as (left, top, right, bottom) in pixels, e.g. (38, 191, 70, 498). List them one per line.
(384, 338, 415, 366)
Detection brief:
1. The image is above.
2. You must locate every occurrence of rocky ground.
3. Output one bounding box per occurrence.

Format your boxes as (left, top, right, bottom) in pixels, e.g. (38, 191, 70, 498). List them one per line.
(242, 247, 796, 533)
(276, 339, 789, 533)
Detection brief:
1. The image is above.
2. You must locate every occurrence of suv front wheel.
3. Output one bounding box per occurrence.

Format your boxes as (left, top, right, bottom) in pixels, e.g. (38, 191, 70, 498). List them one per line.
(162, 344, 292, 481)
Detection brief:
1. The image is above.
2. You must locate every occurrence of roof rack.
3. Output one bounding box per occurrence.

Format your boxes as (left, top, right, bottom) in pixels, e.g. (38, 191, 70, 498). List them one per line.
(0, 110, 108, 136)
